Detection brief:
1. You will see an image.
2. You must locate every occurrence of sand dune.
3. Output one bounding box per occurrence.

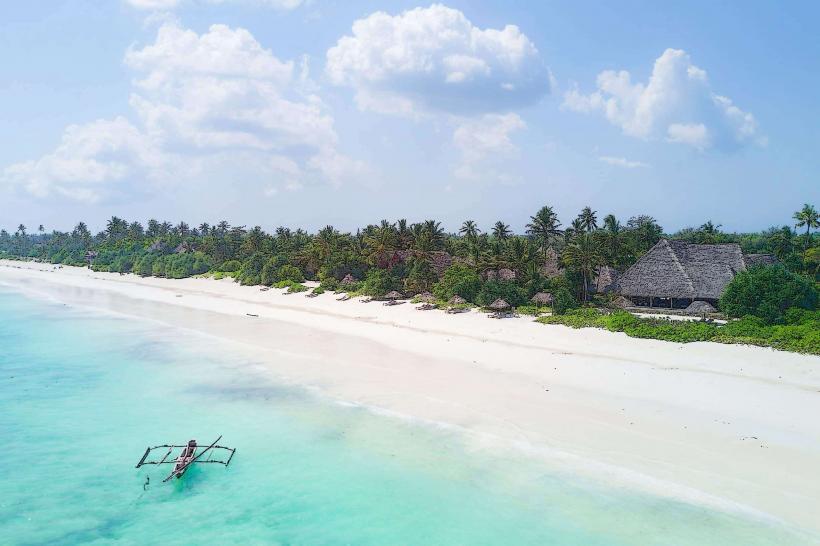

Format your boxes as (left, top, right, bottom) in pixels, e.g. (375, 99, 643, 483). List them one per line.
(2, 259, 819, 534)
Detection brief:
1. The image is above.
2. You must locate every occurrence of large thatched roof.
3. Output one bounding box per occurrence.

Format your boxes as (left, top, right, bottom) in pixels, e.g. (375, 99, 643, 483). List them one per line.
(448, 295, 467, 305)
(616, 239, 773, 300)
(531, 292, 553, 305)
(489, 298, 510, 310)
(384, 290, 403, 300)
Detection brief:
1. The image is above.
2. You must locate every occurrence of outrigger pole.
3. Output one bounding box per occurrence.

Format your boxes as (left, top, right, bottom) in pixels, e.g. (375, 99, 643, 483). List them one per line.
(135, 435, 236, 484)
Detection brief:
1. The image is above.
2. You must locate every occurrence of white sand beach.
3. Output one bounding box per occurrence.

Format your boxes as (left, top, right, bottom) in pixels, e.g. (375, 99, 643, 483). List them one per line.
(2, 259, 819, 534)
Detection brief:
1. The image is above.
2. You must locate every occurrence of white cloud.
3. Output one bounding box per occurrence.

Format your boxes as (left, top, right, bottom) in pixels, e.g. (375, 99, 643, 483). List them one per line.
(2, 117, 165, 203)
(453, 113, 525, 180)
(598, 155, 650, 169)
(326, 4, 551, 116)
(3, 23, 360, 202)
(125, 0, 303, 10)
(563, 48, 762, 150)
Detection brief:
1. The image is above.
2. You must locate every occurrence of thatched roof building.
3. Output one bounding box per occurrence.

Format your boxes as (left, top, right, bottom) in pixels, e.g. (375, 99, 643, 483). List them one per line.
(593, 266, 619, 294)
(448, 295, 467, 305)
(340, 273, 356, 286)
(616, 239, 776, 308)
(484, 268, 516, 282)
(539, 246, 563, 278)
(384, 290, 403, 300)
(531, 292, 554, 305)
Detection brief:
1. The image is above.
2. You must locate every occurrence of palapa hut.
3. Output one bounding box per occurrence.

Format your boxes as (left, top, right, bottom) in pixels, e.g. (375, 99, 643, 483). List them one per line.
(383, 290, 404, 300)
(340, 273, 356, 286)
(684, 300, 717, 315)
(489, 298, 511, 310)
(448, 295, 467, 305)
(531, 292, 554, 306)
(616, 239, 776, 309)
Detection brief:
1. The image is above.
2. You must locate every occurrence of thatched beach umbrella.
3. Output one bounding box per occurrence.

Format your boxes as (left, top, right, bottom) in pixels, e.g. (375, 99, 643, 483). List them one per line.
(384, 290, 404, 300)
(531, 292, 554, 306)
(448, 295, 467, 305)
(489, 298, 510, 310)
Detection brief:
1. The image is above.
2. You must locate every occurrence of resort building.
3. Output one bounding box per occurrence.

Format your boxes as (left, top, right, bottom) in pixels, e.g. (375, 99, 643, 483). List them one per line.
(616, 239, 776, 309)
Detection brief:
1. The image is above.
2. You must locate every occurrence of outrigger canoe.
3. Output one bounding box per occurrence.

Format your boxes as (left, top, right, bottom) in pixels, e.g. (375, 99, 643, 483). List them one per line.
(135, 435, 236, 482)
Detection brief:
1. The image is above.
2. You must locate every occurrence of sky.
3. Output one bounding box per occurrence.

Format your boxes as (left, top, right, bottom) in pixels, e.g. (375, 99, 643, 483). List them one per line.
(1, 0, 818, 235)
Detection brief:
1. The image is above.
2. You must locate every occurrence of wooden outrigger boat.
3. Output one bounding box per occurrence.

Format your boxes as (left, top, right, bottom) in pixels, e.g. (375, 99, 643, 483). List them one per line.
(135, 435, 236, 482)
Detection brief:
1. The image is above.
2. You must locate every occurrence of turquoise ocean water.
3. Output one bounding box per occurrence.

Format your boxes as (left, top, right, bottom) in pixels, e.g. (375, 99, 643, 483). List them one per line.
(0, 286, 814, 545)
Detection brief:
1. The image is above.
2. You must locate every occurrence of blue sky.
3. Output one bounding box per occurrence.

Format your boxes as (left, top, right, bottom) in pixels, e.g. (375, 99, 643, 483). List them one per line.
(1, 1, 818, 234)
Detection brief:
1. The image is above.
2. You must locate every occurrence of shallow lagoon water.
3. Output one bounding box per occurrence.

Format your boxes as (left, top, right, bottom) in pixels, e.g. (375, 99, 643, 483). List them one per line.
(0, 287, 814, 545)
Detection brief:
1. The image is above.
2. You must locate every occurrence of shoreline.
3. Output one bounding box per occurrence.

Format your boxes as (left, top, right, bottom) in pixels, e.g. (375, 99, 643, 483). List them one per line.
(2, 259, 819, 535)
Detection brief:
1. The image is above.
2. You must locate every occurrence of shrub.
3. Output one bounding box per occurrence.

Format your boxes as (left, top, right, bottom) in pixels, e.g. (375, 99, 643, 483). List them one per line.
(238, 253, 267, 286)
(219, 260, 241, 273)
(433, 264, 482, 303)
(720, 265, 817, 323)
(134, 254, 156, 277)
(276, 264, 305, 283)
(476, 280, 526, 308)
(551, 287, 578, 315)
(404, 258, 438, 294)
(360, 268, 399, 297)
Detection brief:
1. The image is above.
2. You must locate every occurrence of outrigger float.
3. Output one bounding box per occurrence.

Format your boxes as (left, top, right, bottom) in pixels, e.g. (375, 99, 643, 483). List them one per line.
(135, 435, 236, 482)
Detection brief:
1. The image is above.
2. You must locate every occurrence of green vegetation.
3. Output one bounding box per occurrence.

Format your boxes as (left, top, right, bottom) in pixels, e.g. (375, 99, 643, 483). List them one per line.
(2, 203, 817, 353)
(537, 309, 820, 355)
(720, 265, 817, 323)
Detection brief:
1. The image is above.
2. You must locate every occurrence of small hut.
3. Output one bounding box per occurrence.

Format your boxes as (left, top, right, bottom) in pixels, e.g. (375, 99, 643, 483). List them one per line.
(531, 292, 554, 306)
(489, 298, 510, 310)
(448, 295, 467, 305)
(684, 300, 717, 315)
(488, 298, 514, 318)
(340, 273, 356, 286)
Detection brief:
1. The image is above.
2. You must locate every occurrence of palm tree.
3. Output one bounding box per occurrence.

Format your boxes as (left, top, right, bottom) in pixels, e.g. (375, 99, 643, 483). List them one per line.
(697, 220, 722, 244)
(492, 221, 511, 240)
(602, 214, 622, 266)
(563, 232, 603, 302)
(16, 224, 26, 236)
(459, 220, 480, 240)
(106, 217, 128, 240)
(579, 207, 598, 232)
(793, 203, 819, 249)
(38, 224, 45, 235)
(526, 205, 562, 260)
